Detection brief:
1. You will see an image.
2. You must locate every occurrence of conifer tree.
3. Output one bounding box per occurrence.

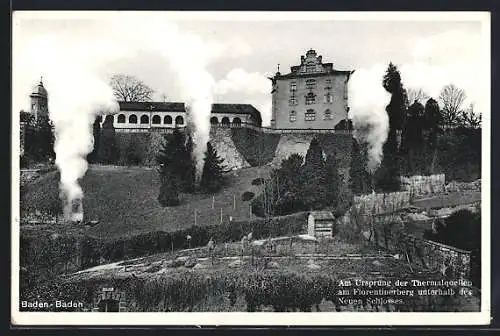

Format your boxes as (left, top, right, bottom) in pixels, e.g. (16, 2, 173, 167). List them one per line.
(424, 98, 442, 174)
(424, 98, 442, 146)
(401, 100, 425, 173)
(349, 138, 371, 195)
(97, 115, 119, 164)
(200, 142, 226, 193)
(156, 132, 182, 206)
(325, 152, 341, 208)
(376, 62, 408, 191)
(182, 134, 196, 193)
(300, 138, 328, 210)
(88, 116, 101, 163)
(272, 153, 304, 215)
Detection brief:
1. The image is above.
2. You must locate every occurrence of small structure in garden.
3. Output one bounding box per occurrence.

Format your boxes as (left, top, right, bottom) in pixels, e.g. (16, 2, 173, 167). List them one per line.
(307, 211, 335, 238)
(92, 285, 128, 312)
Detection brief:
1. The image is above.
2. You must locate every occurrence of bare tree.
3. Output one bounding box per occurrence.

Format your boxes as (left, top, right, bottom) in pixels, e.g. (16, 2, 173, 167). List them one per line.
(110, 74, 154, 102)
(460, 103, 482, 129)
(439, 84, 466, 128)
(407, 88, 429, 104)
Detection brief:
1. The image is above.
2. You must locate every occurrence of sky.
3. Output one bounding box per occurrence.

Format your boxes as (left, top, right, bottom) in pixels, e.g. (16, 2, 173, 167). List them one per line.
(12, 11, 490, 126)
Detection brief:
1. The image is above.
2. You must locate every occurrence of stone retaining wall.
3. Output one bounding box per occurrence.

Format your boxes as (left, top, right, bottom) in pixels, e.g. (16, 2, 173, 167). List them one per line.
(400, 174, 445, 195)
(353, 191, 412, 216)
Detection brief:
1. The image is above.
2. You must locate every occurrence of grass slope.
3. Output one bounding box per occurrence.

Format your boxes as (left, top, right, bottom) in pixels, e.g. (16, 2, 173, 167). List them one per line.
(21, 165, 272, 239)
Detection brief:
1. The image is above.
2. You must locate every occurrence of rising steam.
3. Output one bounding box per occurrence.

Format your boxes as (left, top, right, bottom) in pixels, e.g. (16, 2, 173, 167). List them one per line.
(19, 36, 119, 221)
(116, 16, 217, 180)
(348, 65, 390, 173)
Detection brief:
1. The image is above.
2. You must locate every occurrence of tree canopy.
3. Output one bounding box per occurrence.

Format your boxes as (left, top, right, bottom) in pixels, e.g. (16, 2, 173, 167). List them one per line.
(110, 74, 155, 102)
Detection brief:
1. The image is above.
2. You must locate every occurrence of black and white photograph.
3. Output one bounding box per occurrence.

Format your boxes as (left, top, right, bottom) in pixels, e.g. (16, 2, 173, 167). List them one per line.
(11, 11, 490, 325)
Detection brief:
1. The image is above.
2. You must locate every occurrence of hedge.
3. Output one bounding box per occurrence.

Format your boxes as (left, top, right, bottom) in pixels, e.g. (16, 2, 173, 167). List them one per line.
(20, 212, 308, 287)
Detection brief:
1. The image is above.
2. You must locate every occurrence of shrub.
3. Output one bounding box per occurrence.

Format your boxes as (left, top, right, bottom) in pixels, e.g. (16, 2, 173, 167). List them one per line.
(251, 178, 264, 186)
(241, 191, 255, 201)
(23, 270, 480, 312)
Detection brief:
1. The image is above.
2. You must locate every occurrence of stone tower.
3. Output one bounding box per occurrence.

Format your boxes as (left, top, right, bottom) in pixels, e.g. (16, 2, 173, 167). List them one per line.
(30, 77, 48, 120)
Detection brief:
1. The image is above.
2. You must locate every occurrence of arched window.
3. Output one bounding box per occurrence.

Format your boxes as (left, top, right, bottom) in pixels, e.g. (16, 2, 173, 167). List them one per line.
(305, 109, 316, 121)
(140, 115, 149, 124)
(152, 115, 161, 124)
(210, 116, 218, 125)
(232, 117, 242, 127)
(221, 117, 230, 127)
(324, 109, 332, 120)
(128, 114, 137, 124)
(175, 116, 184, 125)
(289, 110, 297, 122)
(117, 114, 126, 123)
(164, 115, 172, 124)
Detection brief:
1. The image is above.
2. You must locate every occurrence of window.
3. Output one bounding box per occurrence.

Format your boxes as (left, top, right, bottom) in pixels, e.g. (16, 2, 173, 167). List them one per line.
(324, 109, 332, 120)
(152, 115, 161, 124)
(140, 115, 149, 124)
(210, 116, 218, 125)
(289, 82, 297, 92)
(305, 92, 316, 105)
(164, 115, 172, 124)
(117, 114, 126, 123)
(289, 110, 297, 122)
(175, 116, 184, 125)
(305, 109, 316, 121)
(289, 96, 298, 106)
(233, 117, 242, 126)
(324, 93, 333, 104)
(129, 114, 137, 124)
(306, 79, 316, 89)
(221, 117, 230, 127)
(325, 79, 332, 85)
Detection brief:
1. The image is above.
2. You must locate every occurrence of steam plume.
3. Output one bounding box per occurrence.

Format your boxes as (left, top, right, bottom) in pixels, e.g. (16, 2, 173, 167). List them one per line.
(19, 36, 119, 221)
(121, 16, 216, 180)
(348, 65, 390, 172)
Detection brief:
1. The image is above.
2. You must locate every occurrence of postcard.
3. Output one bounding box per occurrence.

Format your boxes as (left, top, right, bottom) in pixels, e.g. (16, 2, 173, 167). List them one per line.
(11, 10, 490, 326)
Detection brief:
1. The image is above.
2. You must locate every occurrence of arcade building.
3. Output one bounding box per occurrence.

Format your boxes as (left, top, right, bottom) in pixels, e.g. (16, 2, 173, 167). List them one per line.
(19, 49, 354, 155)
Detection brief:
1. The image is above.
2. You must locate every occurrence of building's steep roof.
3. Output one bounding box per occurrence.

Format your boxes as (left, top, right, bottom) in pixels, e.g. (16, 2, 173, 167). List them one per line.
(119, 101, 186, 112)
(275, 69, 354, 80)
(211, 103, 262, 125)
(118, 101, 262, 126)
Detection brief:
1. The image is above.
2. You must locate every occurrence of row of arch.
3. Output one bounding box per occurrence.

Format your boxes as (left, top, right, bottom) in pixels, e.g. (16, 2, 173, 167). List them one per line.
(210, 116, 242, 126)
(210, 117, 241, 126)
(115, 114, 243, 126)
(116, 114, 184, 125)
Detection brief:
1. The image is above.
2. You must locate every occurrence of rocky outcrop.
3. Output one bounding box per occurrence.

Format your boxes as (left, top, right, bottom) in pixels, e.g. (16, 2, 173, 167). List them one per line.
(271, 134, 315, 167)
(209, 128, 251, 170)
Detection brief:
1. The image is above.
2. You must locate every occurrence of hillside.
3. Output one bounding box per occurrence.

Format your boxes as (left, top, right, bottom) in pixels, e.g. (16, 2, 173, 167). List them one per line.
(21, 165, 272, 239)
